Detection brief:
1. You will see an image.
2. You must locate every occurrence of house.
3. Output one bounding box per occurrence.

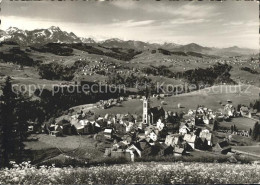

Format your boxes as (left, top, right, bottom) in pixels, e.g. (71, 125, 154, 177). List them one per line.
(28, 125, 34, 132)
(240, 106, 249, 117)
(224, 104, 235, 117)
(156, 119, 165, 131)
(173, 147, 185, 156)
(104, 128, 113, 139)
(71, 119, 84, 134)
(127, 144, 142, 157)
(187, 109, 195, 116)
(179, 124, 190, 135)
(125, 122, 135, 133)
(137, 132, 146, 140)
(149, 131, 158, 142)
(137, 139, 151, 151)
(158, 143, 173, 156)
(213, 140, 231, 154)
(71, 119, 93, 135)
(111, 149, 132, 161)
(104, 148, 112, 157)
(115, 123, 127, 134)
(199, 131, 213, 146)
(183, 134, 198, 149)
(256, 112, 260, 119)
(50, 130, 61, 137)
(165, 134, 175, 146)
(56, 119, 72, 135)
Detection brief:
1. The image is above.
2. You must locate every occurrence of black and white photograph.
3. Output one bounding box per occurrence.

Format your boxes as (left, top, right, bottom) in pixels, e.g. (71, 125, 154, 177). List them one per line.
(0, 0, 259, 184)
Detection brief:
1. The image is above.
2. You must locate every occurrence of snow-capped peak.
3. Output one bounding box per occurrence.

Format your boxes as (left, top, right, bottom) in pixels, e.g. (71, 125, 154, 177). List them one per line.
(105, 38, 124, 42)
(80, 37, 96, 43)
(48, 26, 61, 32)
(6, 27, 20, 33)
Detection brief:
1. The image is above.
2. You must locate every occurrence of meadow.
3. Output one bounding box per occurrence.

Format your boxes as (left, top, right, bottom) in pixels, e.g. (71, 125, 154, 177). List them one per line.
(1, 161, 260, 184)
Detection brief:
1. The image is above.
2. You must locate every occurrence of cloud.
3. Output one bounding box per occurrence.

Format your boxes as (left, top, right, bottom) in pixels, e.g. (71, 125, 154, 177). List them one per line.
(160, 3, 219, 18)
(111, 1, 137, 9)
(223, 20, 258, 26)
(168, 18, 209, 25)
(112, 1, 220, 19)
(111, 19, 156, 28)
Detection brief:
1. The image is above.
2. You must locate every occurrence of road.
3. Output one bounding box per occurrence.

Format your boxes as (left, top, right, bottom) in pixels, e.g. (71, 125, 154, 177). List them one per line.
(232, 149, 260, 158)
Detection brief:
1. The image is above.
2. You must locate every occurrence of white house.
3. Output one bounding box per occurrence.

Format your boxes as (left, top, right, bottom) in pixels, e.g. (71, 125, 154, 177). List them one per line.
(179, 125, 190, 135)
(183, 134, 197, 149)
(199, 131, 213, 146)
(203, 115, 209, 125)
(104, 129, 113, 139)
(156, 119, 165, 131)
(149, 131, 158, 142)
(126, 144, 142, 159)
(165, 134, 175, 146)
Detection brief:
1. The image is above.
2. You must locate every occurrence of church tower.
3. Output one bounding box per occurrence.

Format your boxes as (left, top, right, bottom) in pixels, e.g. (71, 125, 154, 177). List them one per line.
(143, 96, 150, 124)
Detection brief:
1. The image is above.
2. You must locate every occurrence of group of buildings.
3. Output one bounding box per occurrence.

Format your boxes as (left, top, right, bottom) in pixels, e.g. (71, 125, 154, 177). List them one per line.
(34, 92, 260, 162)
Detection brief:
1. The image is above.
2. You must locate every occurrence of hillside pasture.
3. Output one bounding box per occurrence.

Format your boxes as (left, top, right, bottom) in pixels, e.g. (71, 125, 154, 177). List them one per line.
(90, 85, 260, 116)
(24, 134, 104, 164)
(219, 117, 257, 131)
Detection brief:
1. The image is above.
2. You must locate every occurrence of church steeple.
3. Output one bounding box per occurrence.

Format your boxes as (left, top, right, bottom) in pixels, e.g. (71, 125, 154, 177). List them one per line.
(143, 96, 150, 124)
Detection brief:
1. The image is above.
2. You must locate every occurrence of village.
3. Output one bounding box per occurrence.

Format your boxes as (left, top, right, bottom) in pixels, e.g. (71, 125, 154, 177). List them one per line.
(27, 91, 260, 162)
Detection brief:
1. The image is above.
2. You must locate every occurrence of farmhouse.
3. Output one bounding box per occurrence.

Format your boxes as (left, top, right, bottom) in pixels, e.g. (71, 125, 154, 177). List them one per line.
(104, 128, 113, 139)
(158, 143, 173, 156)
(173, 147, 186, 156)
(165, 134, 182, 147)
(183, 134, 199, 150)
(213, 140, 231, 154)
(127, 144, 142, 158)
(224, 104, 235, 117)
(111, 149, 132, 161)
(179, 124, 190, 135)
(199, 131, 213, 146)
(240, 106, 250, 117)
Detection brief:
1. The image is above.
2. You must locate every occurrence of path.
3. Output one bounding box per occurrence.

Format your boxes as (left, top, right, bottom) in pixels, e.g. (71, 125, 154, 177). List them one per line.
(232, 149, 260, 158)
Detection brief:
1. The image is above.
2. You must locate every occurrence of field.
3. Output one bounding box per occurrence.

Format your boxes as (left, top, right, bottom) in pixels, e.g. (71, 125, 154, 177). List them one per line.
(24, 134, 104, 164)
(90, 85, 260, 116)
(2, 162, 260, 184)
(219, 117, 257, 131)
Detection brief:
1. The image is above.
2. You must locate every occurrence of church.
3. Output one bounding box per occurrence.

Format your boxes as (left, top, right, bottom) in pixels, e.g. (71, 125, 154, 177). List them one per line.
(142, 96, 165, 125)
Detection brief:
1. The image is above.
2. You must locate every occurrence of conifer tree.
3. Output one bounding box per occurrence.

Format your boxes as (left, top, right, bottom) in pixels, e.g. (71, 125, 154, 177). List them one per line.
(1, 76, 17, 166)
(230, 125, 234, 133)
(213, 120, 219, 131)
(249, 128, 252, 136)
(252, 121, 259, 141)
(0, 76, 29, 166)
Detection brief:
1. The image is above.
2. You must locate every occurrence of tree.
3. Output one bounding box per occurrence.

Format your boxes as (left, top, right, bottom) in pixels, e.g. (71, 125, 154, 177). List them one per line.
(0, 104, 3, 167)
(213, 120, 219, 131)
(252, 122, 259, 141)
(249, 128, 252, 136)
(0, 76, 29, 166)
(233, 124, 237, 132)
(230, 125, 234, 133)
(0, 76, 17, 166)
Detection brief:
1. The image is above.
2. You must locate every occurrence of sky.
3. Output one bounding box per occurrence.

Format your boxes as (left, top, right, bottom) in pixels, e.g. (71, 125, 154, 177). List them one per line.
(0, 0, 259, 49)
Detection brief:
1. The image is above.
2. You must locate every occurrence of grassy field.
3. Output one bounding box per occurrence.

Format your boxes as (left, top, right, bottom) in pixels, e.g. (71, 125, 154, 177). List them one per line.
(219, 117, 257, 131)
(2, 162, 260, 184)
(90, 84, 260, 116)
(24, 134, 104, 164)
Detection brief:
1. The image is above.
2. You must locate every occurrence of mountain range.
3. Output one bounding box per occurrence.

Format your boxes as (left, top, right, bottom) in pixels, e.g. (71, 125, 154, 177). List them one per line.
(0, 26, 257, 57)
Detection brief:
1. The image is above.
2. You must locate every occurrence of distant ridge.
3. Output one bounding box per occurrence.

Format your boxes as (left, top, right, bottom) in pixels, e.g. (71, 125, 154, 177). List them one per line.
(0, 26, 257, 56)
